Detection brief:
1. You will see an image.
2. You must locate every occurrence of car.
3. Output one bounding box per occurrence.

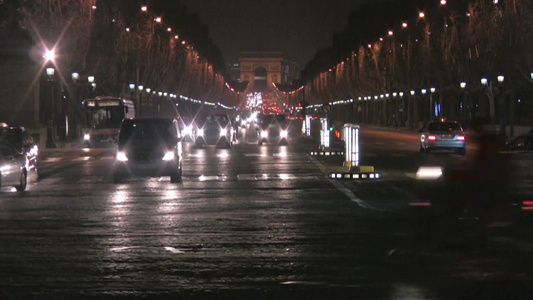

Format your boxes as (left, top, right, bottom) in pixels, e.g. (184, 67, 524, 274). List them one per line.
(0, 122, 38, 174)
(112, 117, 183, 183)
(256, 114, 290, 145)
(0, 143, 27, 191)
(193, 113, 235, 148)
(420, 120, 466, 154)
(506, 134, 533, 151)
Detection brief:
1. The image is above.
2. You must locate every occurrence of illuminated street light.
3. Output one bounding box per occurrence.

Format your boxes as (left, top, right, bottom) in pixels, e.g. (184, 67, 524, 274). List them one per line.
(46, 67, 55, 76)
(44, 49, 55, 62)
(419, 12, 425, 19)
(71, 72, 79, 81)
(421, 89, 427, 94)
(497, 75, 505, 83)
(138, 85, 144, 91)
(460, 82, 467, 89)
(410, 90, 415, 96)
(481, 78, 488, 85)
(88, 76, 95, 83)
(141, 5, 147, 12)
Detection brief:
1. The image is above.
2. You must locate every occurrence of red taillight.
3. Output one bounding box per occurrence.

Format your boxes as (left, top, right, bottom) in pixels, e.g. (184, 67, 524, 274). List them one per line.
(457, 135, 465, 141)
(428, 135, 437, 141)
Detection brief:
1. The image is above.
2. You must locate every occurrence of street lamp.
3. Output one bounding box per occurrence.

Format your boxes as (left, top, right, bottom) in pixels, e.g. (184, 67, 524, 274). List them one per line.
(45, 66, 57, 148)
(460, 82, 467, 125)
(129, 83, 135, 99)
(481, 77, 496, 129)
(430, 87, 436, 116)
(71, 72, 79, 81)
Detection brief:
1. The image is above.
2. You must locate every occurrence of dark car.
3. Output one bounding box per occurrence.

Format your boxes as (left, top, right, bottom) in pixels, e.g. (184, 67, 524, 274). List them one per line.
(193, 113, 235, 148)
(256, 114, 290, 145)
(0, 143, 27, 191)
(420, 120, 466, 154)
(0, 123, 38, 174)
(112, 118, 183, 183)
(506, 134, 533, 151)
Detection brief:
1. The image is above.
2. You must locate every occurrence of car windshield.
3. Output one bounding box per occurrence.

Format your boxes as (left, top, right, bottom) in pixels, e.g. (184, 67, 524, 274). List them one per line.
(118, 119, 176, 146)
(198, 114, 229, 125)
(428, 122, 461, 131)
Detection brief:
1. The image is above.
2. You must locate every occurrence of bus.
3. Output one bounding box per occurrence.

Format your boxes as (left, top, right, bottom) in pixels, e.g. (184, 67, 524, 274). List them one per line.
(81, 96, 135, 147)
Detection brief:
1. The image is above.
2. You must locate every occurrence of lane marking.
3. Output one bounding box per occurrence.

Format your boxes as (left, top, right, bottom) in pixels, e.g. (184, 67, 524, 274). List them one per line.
(309, 156, 382, 211)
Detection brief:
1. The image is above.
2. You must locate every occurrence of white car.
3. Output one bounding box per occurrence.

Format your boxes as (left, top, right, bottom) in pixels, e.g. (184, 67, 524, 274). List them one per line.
(0, 144, 27, 191)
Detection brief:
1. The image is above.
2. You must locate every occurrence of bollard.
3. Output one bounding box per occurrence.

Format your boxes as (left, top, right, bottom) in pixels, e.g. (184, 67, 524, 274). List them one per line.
(326, 123, 380, 180)
(344, 124, 359, 170)
(320, 118, 330, 149)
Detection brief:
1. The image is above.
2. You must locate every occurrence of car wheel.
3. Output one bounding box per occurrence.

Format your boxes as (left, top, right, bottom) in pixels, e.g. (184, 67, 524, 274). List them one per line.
(15, 170, 27, 192)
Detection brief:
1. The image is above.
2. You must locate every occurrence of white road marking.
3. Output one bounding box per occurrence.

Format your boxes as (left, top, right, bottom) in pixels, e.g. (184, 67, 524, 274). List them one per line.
(308, 156, 382, 211)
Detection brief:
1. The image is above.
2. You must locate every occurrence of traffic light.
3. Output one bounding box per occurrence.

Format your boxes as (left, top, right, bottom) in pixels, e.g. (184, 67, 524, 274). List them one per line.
(298, 102, 302, 107)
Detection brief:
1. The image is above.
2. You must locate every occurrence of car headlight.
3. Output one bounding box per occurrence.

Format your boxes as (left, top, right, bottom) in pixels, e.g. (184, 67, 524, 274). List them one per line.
(197, 129, 204, 136)
(220, 128, 228, 136)
(184, 126, 192, 136)
(280, 130, 288, 138)
(162, 151, 175, 161)
(261, 131, 268, 138)
(83, 133, 90, 141)
(116, 152, 128, 161)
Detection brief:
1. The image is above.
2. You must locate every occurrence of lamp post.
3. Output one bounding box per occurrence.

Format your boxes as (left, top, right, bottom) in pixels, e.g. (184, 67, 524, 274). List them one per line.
(138, 85, 144, 116)
(460, 82, 467, 126)
(497, 75, 506, 137)
(45, 66, 57, 148)
(481, 77, 499, 131)
(88, 76, 95, 98)
(422, 88, 428, 122)
(410, 90, 416, 128)
(129, 83, 135, 100)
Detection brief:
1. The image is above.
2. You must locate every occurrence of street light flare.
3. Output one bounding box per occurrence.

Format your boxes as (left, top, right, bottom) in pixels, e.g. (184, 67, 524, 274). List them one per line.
(43, 49, 55, 62)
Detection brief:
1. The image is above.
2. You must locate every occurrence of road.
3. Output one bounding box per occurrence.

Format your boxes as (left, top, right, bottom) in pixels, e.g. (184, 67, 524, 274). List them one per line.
(0, 124, 532, 299)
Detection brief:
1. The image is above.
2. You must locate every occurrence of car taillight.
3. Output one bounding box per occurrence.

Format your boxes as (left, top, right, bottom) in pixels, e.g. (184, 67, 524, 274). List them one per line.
(428, 135, 437, 141)
(457, 135, 465, 141)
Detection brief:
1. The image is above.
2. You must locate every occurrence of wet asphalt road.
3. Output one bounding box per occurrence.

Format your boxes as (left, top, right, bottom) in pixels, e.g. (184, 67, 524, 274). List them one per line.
(0, 125, 532, 299)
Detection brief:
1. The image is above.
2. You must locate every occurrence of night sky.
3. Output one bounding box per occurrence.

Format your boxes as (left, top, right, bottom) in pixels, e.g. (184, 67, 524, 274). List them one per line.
(177, 0, 367, 68)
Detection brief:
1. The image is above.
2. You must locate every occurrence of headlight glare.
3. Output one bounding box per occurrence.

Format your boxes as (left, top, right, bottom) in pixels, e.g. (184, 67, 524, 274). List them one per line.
(83, 133, 90, 141)
(116, 152, 128, 161)
(220, 128, 228, 136)
(261, 131, 268, 138)
(162, 151, 175, 161)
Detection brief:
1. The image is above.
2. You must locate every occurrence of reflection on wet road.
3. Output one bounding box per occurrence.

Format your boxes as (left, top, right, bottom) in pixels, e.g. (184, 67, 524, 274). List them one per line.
(0, 130, 532, 299)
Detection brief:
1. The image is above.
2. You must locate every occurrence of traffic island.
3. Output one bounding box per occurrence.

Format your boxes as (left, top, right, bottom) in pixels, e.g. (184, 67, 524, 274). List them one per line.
(326, 124, 381, 180)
